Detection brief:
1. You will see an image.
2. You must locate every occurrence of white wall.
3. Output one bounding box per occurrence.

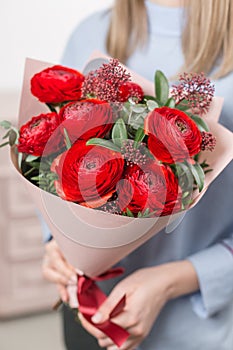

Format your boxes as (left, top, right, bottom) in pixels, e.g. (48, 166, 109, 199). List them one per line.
(0, 0, 113, 92)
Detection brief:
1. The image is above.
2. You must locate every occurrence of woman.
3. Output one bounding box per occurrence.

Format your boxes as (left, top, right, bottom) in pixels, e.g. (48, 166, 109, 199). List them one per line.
(42, 1, 233, 349)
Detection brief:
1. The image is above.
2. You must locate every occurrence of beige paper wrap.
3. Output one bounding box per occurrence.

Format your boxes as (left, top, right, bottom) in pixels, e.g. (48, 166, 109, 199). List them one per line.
(10, 57, 233, 277)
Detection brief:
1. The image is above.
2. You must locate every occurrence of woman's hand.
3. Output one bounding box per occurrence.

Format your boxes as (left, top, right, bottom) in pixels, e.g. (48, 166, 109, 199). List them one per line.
(42, 240, 77, 303)
(79, 260, 199, 350)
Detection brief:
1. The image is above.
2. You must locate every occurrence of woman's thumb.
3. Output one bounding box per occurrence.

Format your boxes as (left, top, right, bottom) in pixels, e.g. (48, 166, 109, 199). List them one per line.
(91, 288, 124, 324)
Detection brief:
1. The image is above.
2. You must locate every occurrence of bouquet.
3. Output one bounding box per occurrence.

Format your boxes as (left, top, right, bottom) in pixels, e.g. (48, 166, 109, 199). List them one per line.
(1, 55, 233, 347)
(1, 59, 218, 215)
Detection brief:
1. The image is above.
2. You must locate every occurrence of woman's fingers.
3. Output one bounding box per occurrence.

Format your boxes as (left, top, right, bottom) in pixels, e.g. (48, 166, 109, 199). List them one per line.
(42, 263, 69, 285)
(43, 240, 76, 284)
(57, 283, 69, 303)
(53, 257, 76, 281)
(78, 313, 106, 340)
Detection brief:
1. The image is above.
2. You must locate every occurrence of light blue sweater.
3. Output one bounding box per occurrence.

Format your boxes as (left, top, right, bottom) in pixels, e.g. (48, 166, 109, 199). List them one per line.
(43, 2, 233, 349)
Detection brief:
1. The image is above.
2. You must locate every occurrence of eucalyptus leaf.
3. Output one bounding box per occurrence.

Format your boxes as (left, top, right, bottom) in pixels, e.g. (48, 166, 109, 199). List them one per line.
(154, 70, 169, 105)
(0, 120, 12, 129)
(146, 100, 159, 111)
(25, 154, 39, 162)
(132, 105, 146, 113)
(190, 115, 210, 132)
(86, 138, 121, 152)
(112, 118, 128, 147)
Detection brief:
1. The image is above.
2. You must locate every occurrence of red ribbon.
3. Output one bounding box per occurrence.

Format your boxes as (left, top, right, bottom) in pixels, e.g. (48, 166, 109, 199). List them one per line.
(77, 267, 129, 348)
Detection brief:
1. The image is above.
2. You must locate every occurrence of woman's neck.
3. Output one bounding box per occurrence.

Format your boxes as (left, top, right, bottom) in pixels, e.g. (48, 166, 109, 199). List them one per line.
(148, 0, 185, 7)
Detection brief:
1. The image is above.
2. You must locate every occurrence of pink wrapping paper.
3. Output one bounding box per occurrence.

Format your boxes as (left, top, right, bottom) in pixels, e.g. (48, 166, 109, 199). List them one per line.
(10, 57, 233, 277)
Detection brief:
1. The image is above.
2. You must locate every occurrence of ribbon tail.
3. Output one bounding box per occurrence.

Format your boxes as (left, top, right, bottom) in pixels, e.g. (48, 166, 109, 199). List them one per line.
(77, 269, 129, 347)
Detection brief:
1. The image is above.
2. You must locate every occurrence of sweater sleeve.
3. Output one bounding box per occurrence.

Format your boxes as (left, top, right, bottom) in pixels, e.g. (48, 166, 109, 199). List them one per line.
(187, 240, 233, 318)
(36, 210, 53, 243)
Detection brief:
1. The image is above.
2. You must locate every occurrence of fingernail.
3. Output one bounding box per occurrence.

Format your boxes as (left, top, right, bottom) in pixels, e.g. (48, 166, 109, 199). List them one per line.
(75, 268, 84, 276)
(92, 312, 103, 324)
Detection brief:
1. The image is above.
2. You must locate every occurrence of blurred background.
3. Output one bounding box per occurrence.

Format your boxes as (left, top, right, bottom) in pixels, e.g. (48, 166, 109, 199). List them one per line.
(0, 1, 113, 349)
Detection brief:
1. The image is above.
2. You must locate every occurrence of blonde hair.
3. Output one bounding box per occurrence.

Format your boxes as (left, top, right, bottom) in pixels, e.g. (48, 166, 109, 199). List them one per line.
(106, 0, 233, 79)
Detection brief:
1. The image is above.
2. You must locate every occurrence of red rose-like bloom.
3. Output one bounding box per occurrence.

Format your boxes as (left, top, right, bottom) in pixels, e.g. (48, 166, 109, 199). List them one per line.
(31, 65, 85, 104)
(59, 99, 114, 143)
(145, 107, 202, 164)
(117, 162, 181, 216)
(51, 141, 124, 206)
(118, 82, 144, 102)
(18, 112, 63, 156)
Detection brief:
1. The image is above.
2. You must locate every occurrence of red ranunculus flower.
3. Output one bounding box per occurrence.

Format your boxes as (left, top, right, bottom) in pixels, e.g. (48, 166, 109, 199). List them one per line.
(51, 141, 124, 207)
(145, 107, 202, 164)
(59, 99, 114, 143)
(117, 162, 181, 216)
(31, 65, 85, 104)
(118, 82, 144, 102)
(18, 112, 63, 156)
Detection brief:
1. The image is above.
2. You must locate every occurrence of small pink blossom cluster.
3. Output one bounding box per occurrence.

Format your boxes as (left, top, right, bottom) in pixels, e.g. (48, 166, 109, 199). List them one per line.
(201, 131, 217, 151)
(82, 59, 131, 102)
(121, 140, 148, 167)
(171, 72, 215, 115)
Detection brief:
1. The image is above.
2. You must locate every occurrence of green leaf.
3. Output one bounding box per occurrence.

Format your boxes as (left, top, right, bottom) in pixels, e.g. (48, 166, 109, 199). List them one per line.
(86, 138, 121, 152)
(111, 118, 128, 147)
(0, 120, 12, 129)
(24, 167, 37, 177)
(143, 95, 161, 105)
(175, 99, 190, 112)
(46, 103, 57, 113)
(190, 115, 210, 132)
(165, 97, 176, 108)
(176, 162, 194, 190)
(2, 130, 11, 139)
(31, 176, 40, 181)
(9, 130, 17, 146)
(126, 208, 134, 217)
(142, 208, 150, 217)
(18, 152, 23, 169)
(187, 162, 205, 192)
(134, 127, 145, 144)
(63, 128, 72, 150)
(0, 141, 9, 148)
(154, 70, 169, 105)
